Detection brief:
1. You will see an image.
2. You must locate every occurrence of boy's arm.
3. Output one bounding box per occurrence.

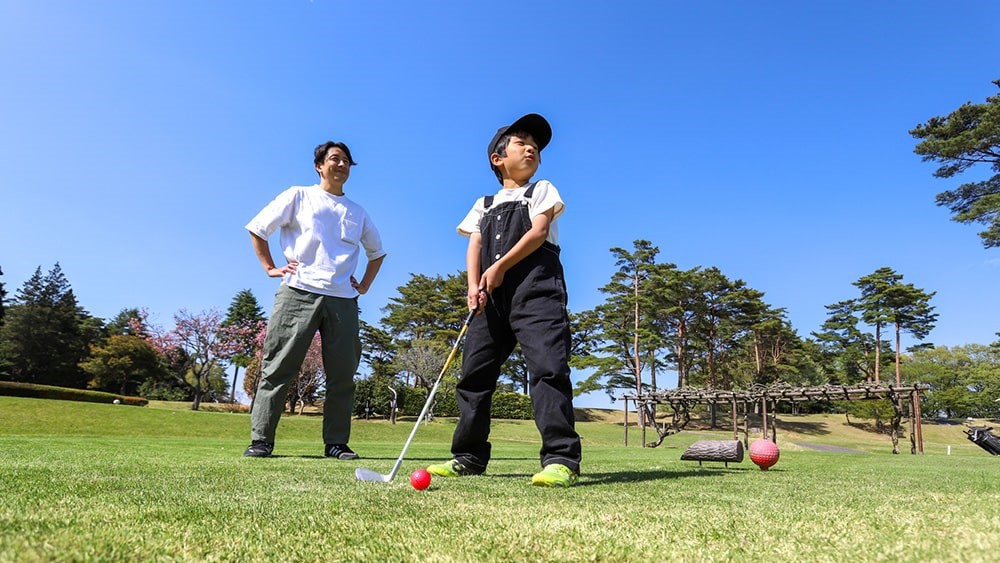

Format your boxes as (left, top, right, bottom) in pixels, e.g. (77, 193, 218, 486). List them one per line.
(479, 208, 555, 294)
(250, 233, 298, 278)
(350, 255, 385, 295)
(466, 233, 487, 313)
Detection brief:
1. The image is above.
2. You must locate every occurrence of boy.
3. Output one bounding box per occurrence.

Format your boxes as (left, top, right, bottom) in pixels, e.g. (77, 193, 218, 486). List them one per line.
(242, 141, 386, 459)
(427, 114, 582, 487)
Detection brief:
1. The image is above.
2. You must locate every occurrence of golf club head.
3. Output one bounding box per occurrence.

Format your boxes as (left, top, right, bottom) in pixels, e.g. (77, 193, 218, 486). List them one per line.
(355, 466, 391, 483)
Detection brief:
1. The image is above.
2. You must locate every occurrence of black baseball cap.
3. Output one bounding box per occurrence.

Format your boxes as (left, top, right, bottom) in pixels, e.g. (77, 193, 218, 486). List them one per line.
(486, 113, 552, 160)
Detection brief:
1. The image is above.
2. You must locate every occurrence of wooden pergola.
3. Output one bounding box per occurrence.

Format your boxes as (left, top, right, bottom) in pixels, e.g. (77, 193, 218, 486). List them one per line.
(620, 383, 929, 454)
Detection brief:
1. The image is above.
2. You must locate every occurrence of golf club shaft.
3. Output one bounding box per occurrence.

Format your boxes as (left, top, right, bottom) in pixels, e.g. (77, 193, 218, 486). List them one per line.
(385, 308, 477, 481)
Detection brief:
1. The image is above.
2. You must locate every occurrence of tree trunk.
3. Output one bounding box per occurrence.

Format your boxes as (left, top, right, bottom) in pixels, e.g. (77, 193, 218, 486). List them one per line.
(230, 365, 241, 404)
(708, 325, 717, 428)
(676, 318, 686, 388)
(890, 396, 902, 454)
(874, 323, 882, 384)
(753, 332, 763, 382)
(633, 276, 641, 396)
(895, 323, 902, 387)
(649, 349, 657, 391)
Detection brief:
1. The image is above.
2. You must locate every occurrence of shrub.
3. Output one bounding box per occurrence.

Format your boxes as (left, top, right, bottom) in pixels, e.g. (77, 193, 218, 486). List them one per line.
(354, 377, 411, 418)
(0, 381, 148, 406)
(491, 392, 533, 420)
(138, 380, 190, 402)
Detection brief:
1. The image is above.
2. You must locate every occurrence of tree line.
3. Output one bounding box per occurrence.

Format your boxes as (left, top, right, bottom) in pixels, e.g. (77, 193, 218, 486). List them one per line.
(0, 252, 996, 419)
(0, 264, 265, 410)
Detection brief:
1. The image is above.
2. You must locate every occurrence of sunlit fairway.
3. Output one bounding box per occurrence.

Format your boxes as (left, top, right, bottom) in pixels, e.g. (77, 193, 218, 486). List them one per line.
(2, 396, 999, 562)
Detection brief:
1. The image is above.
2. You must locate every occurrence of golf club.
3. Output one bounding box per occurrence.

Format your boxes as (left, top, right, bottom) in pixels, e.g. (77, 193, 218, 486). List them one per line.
(355, 307, 477, 483)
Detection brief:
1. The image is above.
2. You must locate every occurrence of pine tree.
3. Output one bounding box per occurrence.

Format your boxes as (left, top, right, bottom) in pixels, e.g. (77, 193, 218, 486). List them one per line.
(0, 265, 7, 326)
(573, 241, 668, 402)
(853, 267, 903, 384)
(106, 308, 145, 336)
(884, 281, 938, 386)
(910, 79, 1000, 249)
(380, 272, 468, 346)
(813, 299, 878, 383)
(0, 264, 97, 387)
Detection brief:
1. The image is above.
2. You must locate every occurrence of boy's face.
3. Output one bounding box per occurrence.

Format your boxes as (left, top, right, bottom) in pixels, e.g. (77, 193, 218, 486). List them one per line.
(316, 147, 352, 184)
(492, 134, 540, 183)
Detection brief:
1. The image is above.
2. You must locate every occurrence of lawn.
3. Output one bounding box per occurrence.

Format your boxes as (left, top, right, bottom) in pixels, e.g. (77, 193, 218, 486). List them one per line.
(1, 396, 999, 562)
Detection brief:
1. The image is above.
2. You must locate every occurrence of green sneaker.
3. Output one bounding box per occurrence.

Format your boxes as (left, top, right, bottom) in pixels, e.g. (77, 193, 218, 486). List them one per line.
(531, 464, 578, 487)
(426, 459, 475, 478)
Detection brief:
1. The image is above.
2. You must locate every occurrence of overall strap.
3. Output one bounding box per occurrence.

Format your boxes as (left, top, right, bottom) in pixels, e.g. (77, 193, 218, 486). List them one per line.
(483, 182, 536, 210)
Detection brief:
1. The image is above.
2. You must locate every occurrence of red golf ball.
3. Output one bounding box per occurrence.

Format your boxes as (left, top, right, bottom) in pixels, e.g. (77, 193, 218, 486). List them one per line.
(749, 439, 780, 470)
(410, 468, 431, 490)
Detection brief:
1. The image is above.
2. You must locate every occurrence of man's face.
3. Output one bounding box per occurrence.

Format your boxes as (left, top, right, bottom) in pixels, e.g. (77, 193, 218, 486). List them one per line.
(495, 134, 540, 180)
(316, 147, 351, 184)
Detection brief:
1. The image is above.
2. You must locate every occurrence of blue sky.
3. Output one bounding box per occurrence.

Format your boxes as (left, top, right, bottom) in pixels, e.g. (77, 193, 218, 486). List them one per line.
(2, 1, 998, 407)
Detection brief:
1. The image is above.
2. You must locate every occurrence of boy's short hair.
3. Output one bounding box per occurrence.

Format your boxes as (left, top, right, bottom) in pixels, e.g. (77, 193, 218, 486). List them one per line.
(313, 141, 357, 168)
(487, 113, 552, 184)
(489, 130, 531, 183)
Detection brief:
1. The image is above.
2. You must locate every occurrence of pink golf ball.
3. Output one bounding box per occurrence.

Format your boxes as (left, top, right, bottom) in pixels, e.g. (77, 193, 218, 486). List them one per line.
(410, 468, 431, 490)
(749, 439, 780, 470)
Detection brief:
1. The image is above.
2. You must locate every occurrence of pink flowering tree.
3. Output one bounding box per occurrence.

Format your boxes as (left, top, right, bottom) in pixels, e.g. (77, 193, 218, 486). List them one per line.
(289, 332, 325, 414)
(218, 319, 268, 404)
(242, 324, 269, 400)
(241, 327, 326, 415)
(170, 309, 230, 411)
(132, 308, 229, 411)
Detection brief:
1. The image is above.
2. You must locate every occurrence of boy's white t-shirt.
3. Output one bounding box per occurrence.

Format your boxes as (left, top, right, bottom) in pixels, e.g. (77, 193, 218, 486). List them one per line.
(456, 180, 564, 246)
(246, 185, 386, 298)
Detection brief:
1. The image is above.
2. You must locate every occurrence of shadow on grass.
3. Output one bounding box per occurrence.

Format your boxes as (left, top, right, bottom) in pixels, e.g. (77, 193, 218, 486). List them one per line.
(268, 455, 536, 462)
(577, 468, 746, 486)
(775, 420, 830, 436)
(487, 467, 749, 487)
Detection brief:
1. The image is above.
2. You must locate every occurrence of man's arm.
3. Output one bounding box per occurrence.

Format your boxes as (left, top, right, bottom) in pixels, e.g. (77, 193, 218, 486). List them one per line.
(478, 208, 554, 294)
(250, 232, 298, 278)
(350, 255, 385, 295)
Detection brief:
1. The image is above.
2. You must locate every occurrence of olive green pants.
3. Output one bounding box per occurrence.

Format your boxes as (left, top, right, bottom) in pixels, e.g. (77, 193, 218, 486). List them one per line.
(250, 285, 361, 445)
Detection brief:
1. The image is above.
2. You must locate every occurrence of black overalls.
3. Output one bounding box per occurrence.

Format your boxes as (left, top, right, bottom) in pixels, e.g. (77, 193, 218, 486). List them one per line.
(451, 184, 582, 474)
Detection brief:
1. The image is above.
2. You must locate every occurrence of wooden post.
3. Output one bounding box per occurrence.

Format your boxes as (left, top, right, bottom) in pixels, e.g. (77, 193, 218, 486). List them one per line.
(770, 400, 777, 444)
(743, 403, 749, 448)
(914, 389, 924, 454)
(761, 397, 768, 441)
(731, 397, 738, 441)
(641, 400, 648, 448)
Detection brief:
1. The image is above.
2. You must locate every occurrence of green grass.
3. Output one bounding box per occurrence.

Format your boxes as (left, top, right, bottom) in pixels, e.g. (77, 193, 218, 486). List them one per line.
(2, 397, 999, 562)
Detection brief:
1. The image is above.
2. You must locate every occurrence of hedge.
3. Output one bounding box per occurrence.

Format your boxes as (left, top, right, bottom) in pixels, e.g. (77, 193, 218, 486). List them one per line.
(399, 387, 532, 420)
(0, 381, 148, 406)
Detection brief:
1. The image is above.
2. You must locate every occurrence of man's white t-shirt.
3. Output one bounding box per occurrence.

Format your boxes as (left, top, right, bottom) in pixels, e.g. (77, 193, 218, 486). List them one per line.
(456, 180, 564, 246)
(246, 185, 386, 298)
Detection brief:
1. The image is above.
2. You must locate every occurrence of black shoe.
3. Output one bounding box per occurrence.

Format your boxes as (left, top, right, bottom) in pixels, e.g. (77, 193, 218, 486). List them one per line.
(325, 443, 359, 460)
(243, 440, 273, 457)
